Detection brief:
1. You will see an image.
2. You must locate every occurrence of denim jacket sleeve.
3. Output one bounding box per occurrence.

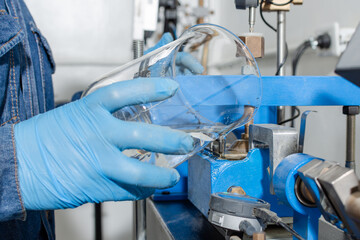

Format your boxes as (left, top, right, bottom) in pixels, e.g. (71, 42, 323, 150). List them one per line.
(0, 0, 55, 225)
(0, 10, 26, 222)
(0, 124, 25, 221)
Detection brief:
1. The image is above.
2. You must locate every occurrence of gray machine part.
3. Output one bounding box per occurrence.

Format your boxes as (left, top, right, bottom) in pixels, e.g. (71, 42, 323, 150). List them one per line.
(317, 164, 360, 238)
(146, 199, 225, 240)
(208, 193, 270, 236)
(298, 110, 316, 153)
(234, 0, 258, 9)
(335, 23, 360, 87)
(146, 200, 173, 240)
(343, 106, 359, 171)
(318, 217, 352, 240)
(249, 124, 299, 194)
(234, 0, 259, 33)
(276, 10, 286, 122)
(298, 159, 360, 238)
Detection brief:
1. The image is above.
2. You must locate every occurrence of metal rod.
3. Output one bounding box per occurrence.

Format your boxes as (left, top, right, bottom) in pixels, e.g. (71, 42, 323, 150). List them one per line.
(277, 11, 286, 124)
(346, 114, 356, 171)
(133, 39, 146, 240)
(134, 200, 146, 240)
(277, 11, 286, 76)
(249, 7, 256, 32)
(95, 203, 102, 240)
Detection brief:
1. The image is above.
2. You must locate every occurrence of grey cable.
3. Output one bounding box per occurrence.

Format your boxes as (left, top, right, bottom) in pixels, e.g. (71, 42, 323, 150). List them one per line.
(253, 208, 305, 240)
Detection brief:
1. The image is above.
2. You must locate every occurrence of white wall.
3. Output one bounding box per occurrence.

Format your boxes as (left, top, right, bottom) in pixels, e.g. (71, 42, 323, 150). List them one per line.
(24, 0, 360, 239)
(25, 0, 134, 103)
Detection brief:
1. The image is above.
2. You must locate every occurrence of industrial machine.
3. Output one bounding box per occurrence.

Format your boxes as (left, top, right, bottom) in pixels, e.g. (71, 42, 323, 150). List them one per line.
(146, 74, 360, 240)
(128, 1, 360, 240)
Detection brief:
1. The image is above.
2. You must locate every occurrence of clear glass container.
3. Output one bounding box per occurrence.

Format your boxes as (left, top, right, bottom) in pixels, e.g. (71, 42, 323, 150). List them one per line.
(82, 24, 262, 168)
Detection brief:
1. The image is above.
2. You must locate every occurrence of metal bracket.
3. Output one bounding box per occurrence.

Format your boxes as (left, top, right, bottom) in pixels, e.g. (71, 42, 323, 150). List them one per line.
(249, 124, 298, 194)
(298, 110, 316, 153)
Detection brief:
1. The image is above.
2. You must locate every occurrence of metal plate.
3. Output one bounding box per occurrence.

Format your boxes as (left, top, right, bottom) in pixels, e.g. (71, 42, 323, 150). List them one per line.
(146, 199, 224, 240)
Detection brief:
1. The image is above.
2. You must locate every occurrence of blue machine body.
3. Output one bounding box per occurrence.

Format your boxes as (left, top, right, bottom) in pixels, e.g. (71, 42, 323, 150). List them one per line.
(154, 75, 360, 239)
(153, 105, 277, 201)
(274, 154, 322, 240)
(188, 149, 293, 217)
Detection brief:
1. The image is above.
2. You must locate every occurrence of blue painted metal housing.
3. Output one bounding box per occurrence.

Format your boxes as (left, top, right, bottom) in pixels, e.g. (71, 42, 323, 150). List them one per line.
(274, 154, 322, 240)
(261, 76, 360, 106)
(188, 149, 293, 217)
(173, 75, 360, 106)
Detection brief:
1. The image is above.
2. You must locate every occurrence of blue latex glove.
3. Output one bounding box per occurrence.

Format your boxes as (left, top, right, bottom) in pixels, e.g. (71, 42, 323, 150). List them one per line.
(15, 78, 194, 210)
(146, 33, 204, 76)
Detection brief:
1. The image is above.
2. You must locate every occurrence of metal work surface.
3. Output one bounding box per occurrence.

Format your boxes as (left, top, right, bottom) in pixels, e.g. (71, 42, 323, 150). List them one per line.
(146, 199, 224, 240)
(146, 198, 293, 240)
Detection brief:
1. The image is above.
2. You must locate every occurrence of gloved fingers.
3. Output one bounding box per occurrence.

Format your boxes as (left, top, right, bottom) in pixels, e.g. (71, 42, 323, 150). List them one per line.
(175, 52, 204, 74)
(114, 184, 155, 201)
(129, 187, 155, 200)
(104, 120, 194, 154)
(85, 78, 179, 113)
(103, 184, 155, 201)
(103, 153, 180, 189)
(144, 32, 174, 55)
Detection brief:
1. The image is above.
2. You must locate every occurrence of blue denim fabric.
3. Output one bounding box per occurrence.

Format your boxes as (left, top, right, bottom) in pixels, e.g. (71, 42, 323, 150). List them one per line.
(0, 0, 55, 239)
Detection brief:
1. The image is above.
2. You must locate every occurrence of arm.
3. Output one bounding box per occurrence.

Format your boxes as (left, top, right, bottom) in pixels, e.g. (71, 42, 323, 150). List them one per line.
(15, 77, 194, 210)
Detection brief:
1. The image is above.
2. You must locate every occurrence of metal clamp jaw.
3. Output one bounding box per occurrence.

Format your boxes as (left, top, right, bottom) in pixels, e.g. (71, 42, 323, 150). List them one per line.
(249, 124, 299, 194)
(249, 111, 314, 194)
(297, 159, 360, 238)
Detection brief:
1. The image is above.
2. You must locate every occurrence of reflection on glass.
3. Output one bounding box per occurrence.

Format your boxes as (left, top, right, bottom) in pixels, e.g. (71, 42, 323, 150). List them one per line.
(83, 24, 262, 168)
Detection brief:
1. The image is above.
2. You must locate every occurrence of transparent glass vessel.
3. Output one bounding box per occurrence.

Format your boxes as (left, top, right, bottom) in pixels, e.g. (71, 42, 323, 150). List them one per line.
(82, 24, 262, 168)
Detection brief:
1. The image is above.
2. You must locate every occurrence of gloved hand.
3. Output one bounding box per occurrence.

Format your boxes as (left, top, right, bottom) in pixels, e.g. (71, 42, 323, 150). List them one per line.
(15, 78, 194, 210)
(146, 32, 204, 76)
